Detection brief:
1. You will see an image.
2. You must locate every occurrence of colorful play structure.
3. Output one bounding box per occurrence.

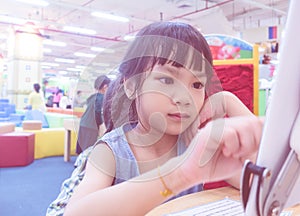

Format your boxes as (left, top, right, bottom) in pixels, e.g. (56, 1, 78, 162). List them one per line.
(0, 99, 80, 167)
(205, 34, 259, 115)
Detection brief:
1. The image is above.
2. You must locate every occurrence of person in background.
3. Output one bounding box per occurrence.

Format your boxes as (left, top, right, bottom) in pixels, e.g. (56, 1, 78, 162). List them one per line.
(72, 90, 85, 108)
(45, 92, 54, 107)
(52, 88, 63, 108)
(75, 75, 111, 154)
(50, 21, 262, 216)
(42, 79, 49, 98)
(28, 83, 46, 112)
(59, 91, 72, 109)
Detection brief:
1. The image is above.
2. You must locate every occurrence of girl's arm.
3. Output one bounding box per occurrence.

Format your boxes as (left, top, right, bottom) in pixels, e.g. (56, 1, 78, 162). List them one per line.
(199, 91, 257, 188)
(64, 116, 262, 216)
(200, 91, 254, 125)
(64, 142, 188, 216)
(65, 156, 187, 216)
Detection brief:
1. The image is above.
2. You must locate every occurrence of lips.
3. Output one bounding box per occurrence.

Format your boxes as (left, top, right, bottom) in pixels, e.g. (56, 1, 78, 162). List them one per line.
(168, 112, 190, 119)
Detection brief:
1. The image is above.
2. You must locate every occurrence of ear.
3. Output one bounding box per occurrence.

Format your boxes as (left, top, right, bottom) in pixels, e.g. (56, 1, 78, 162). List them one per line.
(123, 78, 136, 100)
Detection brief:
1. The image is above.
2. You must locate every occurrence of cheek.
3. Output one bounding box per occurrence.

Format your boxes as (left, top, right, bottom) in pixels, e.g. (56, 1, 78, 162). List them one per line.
(138, 92, 168, 112)
(191, 90, 205, 112)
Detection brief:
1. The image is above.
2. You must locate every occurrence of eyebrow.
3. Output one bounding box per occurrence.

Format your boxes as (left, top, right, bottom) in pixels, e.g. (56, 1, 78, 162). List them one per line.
(165, 64, 207, 80)
(163, 65, 179, 76)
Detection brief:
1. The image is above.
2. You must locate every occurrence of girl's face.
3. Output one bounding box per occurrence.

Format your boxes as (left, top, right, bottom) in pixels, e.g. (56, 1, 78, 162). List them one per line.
(135, 63, 207, 135)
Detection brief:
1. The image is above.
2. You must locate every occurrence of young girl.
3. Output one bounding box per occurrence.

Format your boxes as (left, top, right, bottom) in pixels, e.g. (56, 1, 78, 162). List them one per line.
(28, 83, 46, 112)
(63, 21, 262, 216)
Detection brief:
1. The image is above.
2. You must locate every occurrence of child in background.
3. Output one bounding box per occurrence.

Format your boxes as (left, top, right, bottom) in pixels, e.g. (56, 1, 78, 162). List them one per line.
(28, 83, 46, 112)
(52, 88, 63, 108)
(56, 21, 262, 216)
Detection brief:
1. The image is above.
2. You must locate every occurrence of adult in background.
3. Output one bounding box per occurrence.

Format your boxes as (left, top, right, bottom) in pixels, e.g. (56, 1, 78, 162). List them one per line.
(76, 75, 111, 154)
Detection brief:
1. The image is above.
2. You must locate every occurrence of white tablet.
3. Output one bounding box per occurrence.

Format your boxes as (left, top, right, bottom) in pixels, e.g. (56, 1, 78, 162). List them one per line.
(242, 0, 300, 215)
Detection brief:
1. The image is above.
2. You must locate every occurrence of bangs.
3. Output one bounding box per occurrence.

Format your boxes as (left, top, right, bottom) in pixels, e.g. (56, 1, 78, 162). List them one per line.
(122, 35, 213, 75)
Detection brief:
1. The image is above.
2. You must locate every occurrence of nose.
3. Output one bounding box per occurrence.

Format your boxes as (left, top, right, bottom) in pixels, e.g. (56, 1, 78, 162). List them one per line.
(171, 87, 191, 106)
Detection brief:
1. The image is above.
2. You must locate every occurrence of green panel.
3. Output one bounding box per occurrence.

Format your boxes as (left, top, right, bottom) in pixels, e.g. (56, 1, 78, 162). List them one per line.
(259, 90, 267, 116)
(45, 113, 75, 128)
(239, 50, 253, 59)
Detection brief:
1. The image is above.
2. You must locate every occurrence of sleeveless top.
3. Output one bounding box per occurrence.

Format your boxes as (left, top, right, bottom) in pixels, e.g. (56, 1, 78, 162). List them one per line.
(94, 122, 203, 200)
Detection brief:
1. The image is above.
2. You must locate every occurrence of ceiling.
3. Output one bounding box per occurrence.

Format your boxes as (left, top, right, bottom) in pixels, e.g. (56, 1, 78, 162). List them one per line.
(0, 0, 290, 80)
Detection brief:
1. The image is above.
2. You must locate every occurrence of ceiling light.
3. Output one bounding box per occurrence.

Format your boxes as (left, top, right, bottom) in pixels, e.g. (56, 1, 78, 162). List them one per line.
(76, 65, 86, 69)
(74, 52, 96, 58)
(91, 46, 115, 53)
(123, 35, 136, 41)
(16, 0, 49, 7)
(63, 26, 97, 35)
(91, 46, 105, 52)
(0, 15, 27, 25)
(58, 70, 68, 75)
(43, 48, 52, 53)
(92, 62, 110, 67)
(91, 12, 129, 23)
(41, 65, 51, 69)
(0, 34, 6, 39)
(55, 58, 75, 64)
(107, 74, 117, 80)
(67, 68, 82, 72)
(0, 43, 6, 51)
(41, 62, 59, 67)
(43, 39, 66, 47)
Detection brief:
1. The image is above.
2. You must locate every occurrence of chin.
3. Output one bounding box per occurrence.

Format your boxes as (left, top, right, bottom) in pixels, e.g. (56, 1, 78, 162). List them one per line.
(165, 126, 186, 136)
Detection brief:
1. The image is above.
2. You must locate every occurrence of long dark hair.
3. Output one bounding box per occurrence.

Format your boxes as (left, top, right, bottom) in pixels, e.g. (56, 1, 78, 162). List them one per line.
(103, 21, 216, 133)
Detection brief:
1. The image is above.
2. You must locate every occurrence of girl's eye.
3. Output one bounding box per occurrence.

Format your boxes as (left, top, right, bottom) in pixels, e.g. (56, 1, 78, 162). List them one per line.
(192, 82, 204, 89)
(159, 77, 174, 84)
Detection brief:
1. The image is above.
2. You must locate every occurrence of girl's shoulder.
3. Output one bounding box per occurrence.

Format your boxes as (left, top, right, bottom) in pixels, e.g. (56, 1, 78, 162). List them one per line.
(99, 125, 129, 147)
(96, 123, 136, 158)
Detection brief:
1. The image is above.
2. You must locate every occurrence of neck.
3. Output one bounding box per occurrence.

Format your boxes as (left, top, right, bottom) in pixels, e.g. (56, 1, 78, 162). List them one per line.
(126, 126, 178, 173)
(98, 88, 106, 94)
(126, 125, 178, 156)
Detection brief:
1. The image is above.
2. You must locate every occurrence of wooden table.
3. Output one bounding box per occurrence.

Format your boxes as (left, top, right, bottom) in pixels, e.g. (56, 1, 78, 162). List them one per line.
(63, 118, 80, 162)
(146, 187, 300, 216)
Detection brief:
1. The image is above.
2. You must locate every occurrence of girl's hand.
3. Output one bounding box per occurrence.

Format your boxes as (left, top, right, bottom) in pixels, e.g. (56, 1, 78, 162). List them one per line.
(199, 91, 253, 127)
(181, 91, 253, 147)
(180, 116, 263, 186)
